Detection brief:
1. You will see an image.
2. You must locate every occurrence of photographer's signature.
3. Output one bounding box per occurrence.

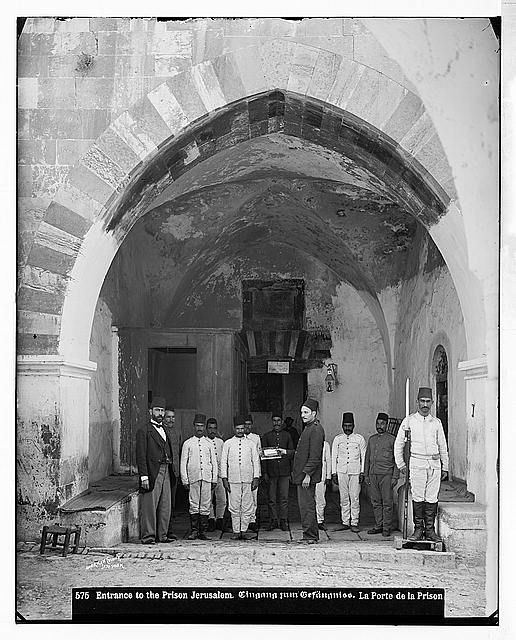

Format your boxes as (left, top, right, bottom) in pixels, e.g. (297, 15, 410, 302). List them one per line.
(86, 556, 125, 571)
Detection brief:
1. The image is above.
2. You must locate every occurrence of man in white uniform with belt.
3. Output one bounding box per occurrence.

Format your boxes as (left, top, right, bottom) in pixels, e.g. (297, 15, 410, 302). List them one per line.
(206, 417, 226, 532)
(180, 413, 218, 541)
(394, 387, 449, 542)
(221, 416, 261, 540)
(331, 412, 366, 533)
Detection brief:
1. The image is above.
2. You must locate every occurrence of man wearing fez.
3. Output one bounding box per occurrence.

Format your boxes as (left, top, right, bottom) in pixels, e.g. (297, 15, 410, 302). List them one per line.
(331, 412, 367, 533)
(394, 387, 449, 542)
(244, 415, 262, 532)
(206, 417, 226, 532)
(292, 399, 325, 544)
(221, 416, 261, 540)
(136, 397, 176, 545)
(261, 412, 295, 531)
(180, 414, 218, 541)
(364, 412, 399, 537)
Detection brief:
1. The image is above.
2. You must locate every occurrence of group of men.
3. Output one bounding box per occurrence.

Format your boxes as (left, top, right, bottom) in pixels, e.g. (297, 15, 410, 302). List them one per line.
(136, 387, 449, 546)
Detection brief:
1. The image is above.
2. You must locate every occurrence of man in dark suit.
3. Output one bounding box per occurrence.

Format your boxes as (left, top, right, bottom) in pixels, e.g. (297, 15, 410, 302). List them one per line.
(136, 396, 176, 545)
(292, 398, 325, 544)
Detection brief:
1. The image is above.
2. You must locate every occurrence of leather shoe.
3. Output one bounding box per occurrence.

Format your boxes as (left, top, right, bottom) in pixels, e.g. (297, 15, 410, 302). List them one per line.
(350, 525, 360, 533)
(141, 538, 155, 545)
(367, 527, 382, 535)
(207, 519, 216, 532)
(338, 524, 350, 530)
(297, 538, 318, 544)
(248, 522, 258, 532)
(159, 537, 176, 543)
(318, 522, 327, 531)
(231, 533, 243, 540)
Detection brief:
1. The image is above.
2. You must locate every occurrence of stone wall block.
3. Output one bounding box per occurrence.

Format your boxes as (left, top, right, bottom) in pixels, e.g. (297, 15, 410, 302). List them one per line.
(26, 244, 75, 277)
(231, 46, 268, 96)
(18, 78, 39, 109)
(96, 128, 141, 174)
(345, 67, 405, 131)
(151, 31, 193, 57)
(327, 59, 365, 110)
(75, 78, 114, 110)
(54, 18, 91, 33)
(308, 49, 343, 102)
(166, 72, 209, 123)
(56, 140, 95, 166)
(21, 265, 68, 296)
(259, 39, 296, 89)
(148, 82, 190, 136)
(399, 112, 435, 158)
(38, 78, 76, 109)
(287, 44, 319, 95)
(191, 61, 227, 111)
(80, 109, 111, 139)
(31, 166, 70, 199)
(34, 220, 83, 258)
(30, 108, 81, 139)
(17, 33, 31, 56)
(57, 32, 97, 56)
(414, 132, 451, 175)
(48, 55, 80, 78)
(90, 18, 121, 32)
(296, 17, 343, 38)
(353, 32, 416, 92)
(81, 145, 128, 191)
(18, 165, 33, 197)
(18, 109, 31, 139)
(97, 32, 118, 56)
(18, 310, 61, 336)
(25, 18, 55, 33)
(67, 164, 116, 208)
(154, 55, 191, 77)
(18, 55, 50, 78)
(17, 333, 60, 355)
(383, 90, 425, 142)
(112, 110, 159, 162)
(192, 25, 224, 65)
(18, 285, 64, 315)
(44, 201, 92, 239)
(54, 182, 107, 223)
(18, 140, 57, 165)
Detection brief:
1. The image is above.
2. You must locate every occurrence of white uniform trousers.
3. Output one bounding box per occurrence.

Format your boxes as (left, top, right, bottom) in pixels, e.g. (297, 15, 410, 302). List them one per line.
(228, 482, 254, 533)
(338, 472, 361, 526)
(209, 478, 227, 519)
(249, 486, 258, 523)
(409, 465, 441, 503)
(315, 480, 326, 524)
(188, 480, 212, 516)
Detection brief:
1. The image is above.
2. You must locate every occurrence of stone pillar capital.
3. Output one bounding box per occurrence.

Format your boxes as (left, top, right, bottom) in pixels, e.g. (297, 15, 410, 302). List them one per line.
(17, 355, 97, 379)
(458, 356, 488, 380)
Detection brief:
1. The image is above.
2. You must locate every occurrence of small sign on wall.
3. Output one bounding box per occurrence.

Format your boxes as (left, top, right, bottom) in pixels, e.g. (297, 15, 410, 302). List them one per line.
(267, 361, 290, 374)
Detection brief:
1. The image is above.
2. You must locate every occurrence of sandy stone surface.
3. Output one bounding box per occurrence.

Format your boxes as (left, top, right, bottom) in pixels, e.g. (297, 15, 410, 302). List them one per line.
(16, 549, 486, 621)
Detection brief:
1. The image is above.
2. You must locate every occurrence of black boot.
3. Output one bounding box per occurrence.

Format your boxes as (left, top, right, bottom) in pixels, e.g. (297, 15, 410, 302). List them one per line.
(424, 502, 442, 542)
(198, 515, 208, 540)
(215, 518, 224, 531)
(408, 502, 425, 541)
(187, 514, 199, 540)
(207, 518, 216, 532)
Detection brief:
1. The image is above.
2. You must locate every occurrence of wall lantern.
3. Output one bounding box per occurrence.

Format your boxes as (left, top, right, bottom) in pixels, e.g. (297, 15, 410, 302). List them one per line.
(325, 363, 338, 393)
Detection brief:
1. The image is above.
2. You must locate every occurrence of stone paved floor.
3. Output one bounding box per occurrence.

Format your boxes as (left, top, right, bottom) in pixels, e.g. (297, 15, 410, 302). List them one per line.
(15, 489, 487, 622)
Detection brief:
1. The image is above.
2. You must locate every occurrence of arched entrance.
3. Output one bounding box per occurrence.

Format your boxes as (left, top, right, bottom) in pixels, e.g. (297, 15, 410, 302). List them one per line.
(433, 345, 449, 441)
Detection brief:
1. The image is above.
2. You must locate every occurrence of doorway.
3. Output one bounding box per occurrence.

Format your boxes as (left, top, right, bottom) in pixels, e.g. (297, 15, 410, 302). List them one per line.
(433, 345, 449, 440)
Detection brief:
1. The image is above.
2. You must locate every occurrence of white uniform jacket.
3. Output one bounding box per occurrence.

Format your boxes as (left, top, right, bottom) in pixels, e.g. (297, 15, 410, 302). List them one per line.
(394, 412, 449, 471)
(180, 436, 218, 485)
(221, 436, 261, 483)
(321, 441, 332, 481)
(246, 432, 263, 459)
(331, 433, 367, 475)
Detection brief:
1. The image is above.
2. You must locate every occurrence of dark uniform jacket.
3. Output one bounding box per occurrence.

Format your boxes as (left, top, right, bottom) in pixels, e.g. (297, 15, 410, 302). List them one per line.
(136, 422, 176, 492)
(285, 425, 300, 448)
(292, 419, 325, 485)
(261, 429, 295, 477)
(364, 432, 399, 479)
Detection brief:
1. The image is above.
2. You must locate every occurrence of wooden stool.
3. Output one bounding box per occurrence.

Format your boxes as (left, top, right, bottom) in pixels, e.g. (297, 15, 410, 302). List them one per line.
(39, 524, 82, 557)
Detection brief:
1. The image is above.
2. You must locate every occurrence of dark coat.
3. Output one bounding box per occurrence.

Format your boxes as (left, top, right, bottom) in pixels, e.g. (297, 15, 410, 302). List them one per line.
(136, 422, 176, 492)
(292, 419, 325, 485)
(261, 429, 295, 477)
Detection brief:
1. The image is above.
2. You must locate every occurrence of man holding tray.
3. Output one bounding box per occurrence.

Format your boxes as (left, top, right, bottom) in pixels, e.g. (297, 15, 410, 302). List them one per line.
(261, 413, 295, 531)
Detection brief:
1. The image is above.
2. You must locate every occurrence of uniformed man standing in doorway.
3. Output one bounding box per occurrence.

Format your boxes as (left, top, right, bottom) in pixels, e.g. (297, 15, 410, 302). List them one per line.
(244, 415, 262, 531)
(292, 399, 325, 544)
(364, 412, 399, 537)
(180, 414, 218, 541)
(394, 387, 449, 542)
(315, 439, 332, 531)
(331, 412, 367, 533)
(221, 416, 261, 540)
